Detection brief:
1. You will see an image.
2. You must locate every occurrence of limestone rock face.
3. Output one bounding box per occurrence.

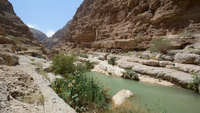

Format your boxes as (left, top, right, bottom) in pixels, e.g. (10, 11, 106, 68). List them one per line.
(0, 66, 44, 113)
(112, 89, 133, 107)
(98, 61, 125, 77)
(29, 27, 48, 41)
(0, 52, 19, 66)
(175, 53, 200, 64)
(0, 0, 47, 54)
(55, 0, 200, 52)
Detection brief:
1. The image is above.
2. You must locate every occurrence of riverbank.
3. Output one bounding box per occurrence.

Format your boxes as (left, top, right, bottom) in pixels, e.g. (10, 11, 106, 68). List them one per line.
(77, 51, 197, 89)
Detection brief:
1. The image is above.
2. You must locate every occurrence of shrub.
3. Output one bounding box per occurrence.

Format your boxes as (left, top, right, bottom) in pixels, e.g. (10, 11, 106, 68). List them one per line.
(30, 58, 35, 62)
(51, 53, 110, 112)
(123, 69, 139, 81)
(51, 72, 110, 112)
(108, 57, 117, 66)
(188, 74, 200, 92)
(149, 38, 171, 54)
(52, 52, 76, 75)
(80, 54, 88, 58)
(84, 60, 94, 70)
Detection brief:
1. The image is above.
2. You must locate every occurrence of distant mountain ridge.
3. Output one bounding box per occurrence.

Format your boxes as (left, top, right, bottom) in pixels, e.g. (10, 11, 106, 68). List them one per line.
(29, 27, 48, 41)
(43, 20, 72, 50)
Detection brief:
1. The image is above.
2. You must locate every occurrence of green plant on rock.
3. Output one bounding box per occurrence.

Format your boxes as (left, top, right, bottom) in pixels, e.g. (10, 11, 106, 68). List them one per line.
(188, 74, 200, 92)
(51, 72, 110, 112)
(148, 38, 171, 54)
(52, 52, 76, 75)
(84, 60, 94, 70)
(80, 54, 88, 58)
(108, 57, 117, 66)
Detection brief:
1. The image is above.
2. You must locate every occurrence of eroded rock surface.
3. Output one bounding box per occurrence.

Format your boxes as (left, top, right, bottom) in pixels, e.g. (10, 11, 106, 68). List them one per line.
(0, 52, 19, 66)
(55, 0, 200, 52)
(175, 53, 200, 64)
(0, 66, 44, 113)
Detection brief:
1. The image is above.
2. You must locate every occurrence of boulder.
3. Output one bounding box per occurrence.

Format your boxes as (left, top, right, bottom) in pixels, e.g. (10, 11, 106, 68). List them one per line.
(98, 61, 125, 77)
(142, 60, 159, 66)
(159, 61, 174, 67)
(112, 89, 133, 107)
(0, 52, 19, 66)
(0, 26, 5, 36)
(175, 53, 200, 64)
(0, 36, 17, 53)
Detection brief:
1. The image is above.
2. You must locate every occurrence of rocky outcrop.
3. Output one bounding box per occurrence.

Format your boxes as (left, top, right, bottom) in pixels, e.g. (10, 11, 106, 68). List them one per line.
(0, 35, 17, 53)
(0, 66, 44, 113)
(0, 52, 19, 66)
(98, 61, 125, 77)
(55, 0, 200, 52)
(29, 27, 48, 41)
(0, 0, 47, 54)
(43, 20, 72, 50)
(175, 53, 200, 65)
(112, 89, 133, 107)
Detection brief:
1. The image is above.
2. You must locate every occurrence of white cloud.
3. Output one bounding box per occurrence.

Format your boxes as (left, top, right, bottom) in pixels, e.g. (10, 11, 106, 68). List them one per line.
(26, 23, 40, 30)
(46, 30, 55, 37)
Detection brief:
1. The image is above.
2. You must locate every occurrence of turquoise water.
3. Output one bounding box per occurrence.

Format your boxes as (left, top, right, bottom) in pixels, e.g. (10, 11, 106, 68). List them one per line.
(87, 72, 200, 113)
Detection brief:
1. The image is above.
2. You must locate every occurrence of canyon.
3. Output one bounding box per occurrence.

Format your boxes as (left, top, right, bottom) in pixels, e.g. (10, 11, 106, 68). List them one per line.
(1, 0, 200, 113)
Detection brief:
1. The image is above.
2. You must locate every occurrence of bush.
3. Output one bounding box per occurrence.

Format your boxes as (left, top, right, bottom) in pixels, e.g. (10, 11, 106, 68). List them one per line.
(108, 57, 117, 66)
(188, 74, 200, 92)
(52, 73, 110, 112)
(84, 60, 94, 70)
(149, 38, 171, 54)
(80, 54, 88, 58)
(51, 53, 110, 112)
(52, 53, 76, 75)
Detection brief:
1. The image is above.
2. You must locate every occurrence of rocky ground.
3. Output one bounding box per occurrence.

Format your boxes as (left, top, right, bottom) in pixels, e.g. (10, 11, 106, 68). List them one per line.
(0, 54, 76, 113)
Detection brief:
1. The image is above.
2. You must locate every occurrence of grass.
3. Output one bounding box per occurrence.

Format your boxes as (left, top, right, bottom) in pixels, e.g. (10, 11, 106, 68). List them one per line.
(30, 58, 35, 62)
(31, 62, 43, 68)
(22, 93, 45, 105)
(80, 54, 89, 58)
(36, 69, 50, 81)
(124, 52, 133, 56)
(148, 38, 171, 54)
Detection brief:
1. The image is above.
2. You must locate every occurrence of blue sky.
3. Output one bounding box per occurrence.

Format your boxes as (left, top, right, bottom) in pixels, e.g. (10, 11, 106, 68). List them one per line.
(8, 0, 84, 37)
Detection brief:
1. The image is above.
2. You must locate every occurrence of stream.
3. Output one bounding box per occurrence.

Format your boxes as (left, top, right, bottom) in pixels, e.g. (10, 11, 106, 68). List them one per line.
(87, 72, 200, 113)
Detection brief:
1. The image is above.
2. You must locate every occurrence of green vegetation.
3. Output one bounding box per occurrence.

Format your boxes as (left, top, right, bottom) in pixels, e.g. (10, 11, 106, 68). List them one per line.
(188, 74, 200, 92)
(84, 60, 94, 70)
(36, 69, 50, 81)
(148, 38, 171, 54)
(80, 54, 89, 58)
(51, 53, 110, 112)
(36, 54, 46, 59)
(30, 58, 35, 62)
(123, 69, 139, 81)
(31, 62, 43, 68)
(108, 57, 117, 66)
(52, 53, 76, 75)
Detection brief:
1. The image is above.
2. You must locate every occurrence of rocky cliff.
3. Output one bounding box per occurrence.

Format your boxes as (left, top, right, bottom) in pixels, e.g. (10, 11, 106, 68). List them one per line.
(43, 20, 72, 50)
(55, 0, 200, 53)
(29, 27, 48, 41)
(0, 0, 47, 54)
